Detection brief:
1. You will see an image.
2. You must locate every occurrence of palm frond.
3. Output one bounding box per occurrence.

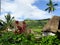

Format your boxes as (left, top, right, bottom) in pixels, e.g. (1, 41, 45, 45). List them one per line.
(53, 3, 58, 6)
(45, 0, 58, 13)
(0, 13, 15, 31)
(48, 7, 51, 13)
(0, 20, 6, 24)
(45, 7, 49, 11)
(49, 0, 53, 5)
(53, 7, 56, 11)
(47, 3, 49, 5)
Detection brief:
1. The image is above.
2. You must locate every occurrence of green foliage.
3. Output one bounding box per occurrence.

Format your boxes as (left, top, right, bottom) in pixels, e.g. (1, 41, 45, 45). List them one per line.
(0, 32, 35, 45)
(0, 13, 14, 31)
(25, 20, 48, 32)
(45, 0, 58, 13)
(0, 32, 60, 45)
(40, 36, 60, 45)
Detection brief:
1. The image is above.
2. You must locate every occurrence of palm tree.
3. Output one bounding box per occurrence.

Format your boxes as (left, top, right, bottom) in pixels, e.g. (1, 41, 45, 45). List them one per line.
(45, 0, 58, 13)
(0, 13, 14, 31)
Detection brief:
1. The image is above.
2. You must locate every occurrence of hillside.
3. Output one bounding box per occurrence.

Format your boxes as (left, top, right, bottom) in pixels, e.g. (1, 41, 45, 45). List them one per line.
(25, 19, 50, 32)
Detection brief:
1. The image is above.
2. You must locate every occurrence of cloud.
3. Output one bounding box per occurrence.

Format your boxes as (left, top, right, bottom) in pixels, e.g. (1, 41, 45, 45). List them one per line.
(0, 0, 53, 21)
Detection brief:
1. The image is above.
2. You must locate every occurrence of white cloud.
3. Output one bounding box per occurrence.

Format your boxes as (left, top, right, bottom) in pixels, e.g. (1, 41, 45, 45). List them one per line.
(0, 0, 53, 21)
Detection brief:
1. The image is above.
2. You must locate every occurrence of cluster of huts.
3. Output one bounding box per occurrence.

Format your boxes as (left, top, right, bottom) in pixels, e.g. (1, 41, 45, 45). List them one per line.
(0, 16, 60, 36)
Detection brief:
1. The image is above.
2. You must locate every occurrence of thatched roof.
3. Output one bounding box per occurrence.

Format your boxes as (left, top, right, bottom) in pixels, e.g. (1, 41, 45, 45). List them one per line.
(12, 21, 23, 29)
(13, 21, 23, 26)
(42, 16, 60, 33)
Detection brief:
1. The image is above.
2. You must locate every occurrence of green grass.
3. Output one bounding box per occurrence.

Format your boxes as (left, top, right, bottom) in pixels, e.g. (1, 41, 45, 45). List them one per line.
(25, 19, 49, 32)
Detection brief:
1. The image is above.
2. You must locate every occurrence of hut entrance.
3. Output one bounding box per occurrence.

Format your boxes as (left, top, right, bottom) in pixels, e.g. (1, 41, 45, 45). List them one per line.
(58, 20, 60, 29)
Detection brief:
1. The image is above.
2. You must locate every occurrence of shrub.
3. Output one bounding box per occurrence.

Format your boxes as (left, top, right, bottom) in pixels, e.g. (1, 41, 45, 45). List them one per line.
(39, 35, 60, 45)
(0, 32, 35, 45)
(0, 32, 60, 45)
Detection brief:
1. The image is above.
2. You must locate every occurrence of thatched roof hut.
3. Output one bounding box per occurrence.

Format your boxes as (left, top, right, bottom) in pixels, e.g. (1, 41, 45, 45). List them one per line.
(42, 16, 60, 34)
(13, 21, 26, 29)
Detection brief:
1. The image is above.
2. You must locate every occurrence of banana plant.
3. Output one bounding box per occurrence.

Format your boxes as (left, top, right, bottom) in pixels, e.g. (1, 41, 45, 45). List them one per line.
(0, 13, 14, 31)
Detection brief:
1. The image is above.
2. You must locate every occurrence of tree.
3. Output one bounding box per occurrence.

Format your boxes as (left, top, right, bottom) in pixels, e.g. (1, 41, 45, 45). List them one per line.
(0, 13, 14, 31)
(45, 0, 58, 13)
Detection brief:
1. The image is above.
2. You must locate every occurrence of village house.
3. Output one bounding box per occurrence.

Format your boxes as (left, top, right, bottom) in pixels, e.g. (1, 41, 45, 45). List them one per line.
(42, 16, 60, 36)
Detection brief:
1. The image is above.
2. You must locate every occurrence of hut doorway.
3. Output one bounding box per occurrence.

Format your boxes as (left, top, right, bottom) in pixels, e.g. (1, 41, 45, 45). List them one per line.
(58, 20, 60, 29)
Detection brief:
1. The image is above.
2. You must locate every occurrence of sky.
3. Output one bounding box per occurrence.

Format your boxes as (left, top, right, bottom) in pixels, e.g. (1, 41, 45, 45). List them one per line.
(0, 0, 60, 21)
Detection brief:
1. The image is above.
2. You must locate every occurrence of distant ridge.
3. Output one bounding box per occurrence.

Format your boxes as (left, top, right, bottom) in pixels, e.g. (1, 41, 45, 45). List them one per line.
(25, 18, 50, 21)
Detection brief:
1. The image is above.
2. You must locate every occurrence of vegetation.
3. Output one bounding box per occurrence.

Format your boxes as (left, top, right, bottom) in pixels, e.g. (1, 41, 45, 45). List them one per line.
(0, 15, 60, 45)
(25, 19, 49, 32)
(45, 0, 58, 13)
(0, 32, 60, 45)
(0, 13, 14, 31)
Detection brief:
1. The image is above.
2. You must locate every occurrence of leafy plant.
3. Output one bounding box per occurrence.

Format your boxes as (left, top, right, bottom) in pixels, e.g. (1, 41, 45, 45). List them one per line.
(0, 13, 14, 31)
(45, 0, 58, 13)
(0, 32, 60, 45)
(40, 35, 60, 45)
(0, 32, 35, 45)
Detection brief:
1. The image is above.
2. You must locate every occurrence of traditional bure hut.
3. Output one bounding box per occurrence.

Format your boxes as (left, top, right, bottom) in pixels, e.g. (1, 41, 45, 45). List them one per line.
(8, 21, 26, 31)
(42, 16, 60, 36)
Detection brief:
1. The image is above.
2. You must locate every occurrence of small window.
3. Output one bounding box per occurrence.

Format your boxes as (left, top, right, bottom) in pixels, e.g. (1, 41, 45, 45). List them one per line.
(58, 20, 60, 29)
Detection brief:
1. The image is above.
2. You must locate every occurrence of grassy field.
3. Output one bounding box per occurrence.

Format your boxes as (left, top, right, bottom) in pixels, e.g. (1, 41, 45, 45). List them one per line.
(25, 19, 49, 33)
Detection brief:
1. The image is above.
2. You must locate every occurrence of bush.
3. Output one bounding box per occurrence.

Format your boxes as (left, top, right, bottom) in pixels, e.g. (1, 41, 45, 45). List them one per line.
(39, 35, 60, 45)
(0, 32, 35, 45)
(0, 32, 60, 45)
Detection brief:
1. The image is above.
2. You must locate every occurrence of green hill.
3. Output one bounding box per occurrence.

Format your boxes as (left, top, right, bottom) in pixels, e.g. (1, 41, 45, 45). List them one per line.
(25, 19, 49, 32)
